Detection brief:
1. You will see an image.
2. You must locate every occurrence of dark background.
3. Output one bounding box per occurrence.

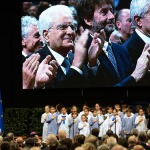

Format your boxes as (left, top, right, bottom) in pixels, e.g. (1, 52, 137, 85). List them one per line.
(0, 0, 149, 111)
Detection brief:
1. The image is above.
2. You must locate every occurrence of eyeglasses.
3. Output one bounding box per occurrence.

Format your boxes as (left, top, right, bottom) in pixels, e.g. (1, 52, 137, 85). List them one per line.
(48, 23, 77, 32)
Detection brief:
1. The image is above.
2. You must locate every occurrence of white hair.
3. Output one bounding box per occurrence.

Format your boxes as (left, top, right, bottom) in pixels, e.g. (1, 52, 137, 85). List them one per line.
(147, 129, 150, 137)
(130, 0, 150, 26)
(107, 137, 117, 148)
(21, 16, 39, 38)
(38, 5, 74, 44)
(47, 134, 57, 141)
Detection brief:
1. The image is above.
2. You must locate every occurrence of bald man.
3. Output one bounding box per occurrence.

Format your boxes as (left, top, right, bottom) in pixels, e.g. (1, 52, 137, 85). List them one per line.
(115, 8, 135, 44)
(112, 145, 127, 150)
(58, 130, 66, 142)
(16, 137, 24, 148)
(133, 145, 145, 150)
(74, 147, 84, 150)
(128, 135, 137, 150)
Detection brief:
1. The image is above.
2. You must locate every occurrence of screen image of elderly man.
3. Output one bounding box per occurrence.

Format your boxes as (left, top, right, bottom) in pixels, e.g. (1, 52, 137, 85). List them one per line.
(123, 0, 150, 86)
(21, 16, 43, 62)
(31, 5, 100, 88)
(75, 0, 150, 87)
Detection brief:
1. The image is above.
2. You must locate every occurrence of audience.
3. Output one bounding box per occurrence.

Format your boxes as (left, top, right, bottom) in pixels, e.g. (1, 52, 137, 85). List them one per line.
(2, 103, 150, 150)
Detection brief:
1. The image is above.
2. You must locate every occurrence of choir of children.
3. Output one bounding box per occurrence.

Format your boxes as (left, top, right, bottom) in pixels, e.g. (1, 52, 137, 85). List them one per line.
(41, 104, 149, 142)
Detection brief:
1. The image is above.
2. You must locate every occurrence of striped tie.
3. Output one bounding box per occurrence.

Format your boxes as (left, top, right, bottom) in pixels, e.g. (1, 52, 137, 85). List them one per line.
(107, 44, 120, 79)
(62, 57, 71, 73)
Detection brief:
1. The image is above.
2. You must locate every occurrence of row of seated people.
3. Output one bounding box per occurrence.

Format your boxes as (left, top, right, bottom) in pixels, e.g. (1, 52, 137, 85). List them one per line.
(1, 128, 150, 149)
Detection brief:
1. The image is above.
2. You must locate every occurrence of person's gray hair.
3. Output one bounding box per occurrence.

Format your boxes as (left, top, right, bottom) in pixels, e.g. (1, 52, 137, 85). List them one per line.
(107, 137, 117, 148)
(47, 134, 57, 141)
(38, 5, 74, 45)
(130, 0, 150, 26)
(21, 16, 39, 38)
(147, 129, 150, 139)
(98, 144, 110, 150)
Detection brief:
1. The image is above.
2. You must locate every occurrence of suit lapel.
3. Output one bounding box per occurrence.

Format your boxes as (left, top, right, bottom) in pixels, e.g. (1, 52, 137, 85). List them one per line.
(43, 45, 66, 80)
(111, 43, 125, 80)
(131, 31, 145, 55)
(99, 51, 120, 82)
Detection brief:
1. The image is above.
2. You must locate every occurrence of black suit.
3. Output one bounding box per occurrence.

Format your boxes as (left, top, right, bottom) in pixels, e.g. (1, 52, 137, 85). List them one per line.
(34, 45, 88, 88)
(123, 31, 150, 86)
(123, 31, 145, 66)
(22, 54, 26, 63)
(87, 35, 136, 87)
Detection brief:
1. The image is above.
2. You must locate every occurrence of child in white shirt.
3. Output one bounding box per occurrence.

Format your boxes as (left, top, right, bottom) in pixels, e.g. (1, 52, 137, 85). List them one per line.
(58, 106, 69, 138)
(135, 108, 147, 132)
(78, 114, 90, 136)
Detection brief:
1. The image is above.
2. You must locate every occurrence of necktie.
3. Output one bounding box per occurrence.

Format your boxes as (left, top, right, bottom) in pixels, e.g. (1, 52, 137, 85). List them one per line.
(61, 57, 71, 74)
(107, 44, 120, 79)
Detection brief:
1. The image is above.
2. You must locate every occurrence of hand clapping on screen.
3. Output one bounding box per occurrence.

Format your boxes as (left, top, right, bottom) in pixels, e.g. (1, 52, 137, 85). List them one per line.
(34, 55, 59, 88)
(88, 29, 105, 67)
(73, 29, 89, 69)
(131, 43, 150, 82)
(22, 53, 40, 89)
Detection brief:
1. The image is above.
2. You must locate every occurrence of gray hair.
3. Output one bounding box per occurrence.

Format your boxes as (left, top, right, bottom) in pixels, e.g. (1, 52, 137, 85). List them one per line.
(147, 129, 150, 138)
(38, 5, 74, 45)
(21, 16, 39, 38)
(98, 144, 110, 150)
(130, 0, 150, 26)
(47, 134, 57, 141)
(107, 137, 117, 148)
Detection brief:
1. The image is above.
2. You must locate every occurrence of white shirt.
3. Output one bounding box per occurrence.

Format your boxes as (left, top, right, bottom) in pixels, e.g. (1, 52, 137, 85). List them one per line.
(48, 46, 83, 75)
(103, 41, 109, 56)
(136, 29, 150, 44)
(22, 51, 28, 57)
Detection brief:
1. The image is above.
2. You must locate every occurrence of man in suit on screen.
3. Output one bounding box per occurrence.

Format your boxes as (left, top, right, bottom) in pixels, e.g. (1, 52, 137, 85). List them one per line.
(75, 0, 150, 87)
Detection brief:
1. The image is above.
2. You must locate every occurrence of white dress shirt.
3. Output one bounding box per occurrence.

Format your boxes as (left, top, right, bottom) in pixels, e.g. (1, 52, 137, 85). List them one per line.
(136, 29, 150, 44)
(22, 51, 28, 57)
(48, 46, 83, 75)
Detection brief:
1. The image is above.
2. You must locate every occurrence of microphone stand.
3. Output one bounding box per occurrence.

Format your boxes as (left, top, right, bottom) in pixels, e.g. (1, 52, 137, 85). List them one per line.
(114, 116, 116, 135)
(73, 118, 74, 138)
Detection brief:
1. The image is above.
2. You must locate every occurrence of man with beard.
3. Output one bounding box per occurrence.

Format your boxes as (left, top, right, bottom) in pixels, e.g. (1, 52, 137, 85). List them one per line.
(75, 0, 150, 87)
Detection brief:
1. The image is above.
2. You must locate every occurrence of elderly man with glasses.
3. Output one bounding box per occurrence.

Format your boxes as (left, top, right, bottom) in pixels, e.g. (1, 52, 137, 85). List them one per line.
(32, 4, 100, 88)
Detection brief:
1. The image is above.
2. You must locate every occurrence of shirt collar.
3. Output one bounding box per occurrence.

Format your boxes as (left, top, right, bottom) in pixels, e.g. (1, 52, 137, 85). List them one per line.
(127, 116, 132, 119)
(135, 29, 150, 44)
(103, 41, 109, 52)
(47, 46, 65, 66)
(22, 51, 28, 57)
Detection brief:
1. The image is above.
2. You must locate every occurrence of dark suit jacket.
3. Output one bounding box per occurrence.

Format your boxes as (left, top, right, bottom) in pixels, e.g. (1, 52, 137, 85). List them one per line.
(22, 54, 26, 63)
(34, 45, 88, 88)
(123, 31, 145, 66)
(123, 31, 150, 86)
(87, 35, 136, 87)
